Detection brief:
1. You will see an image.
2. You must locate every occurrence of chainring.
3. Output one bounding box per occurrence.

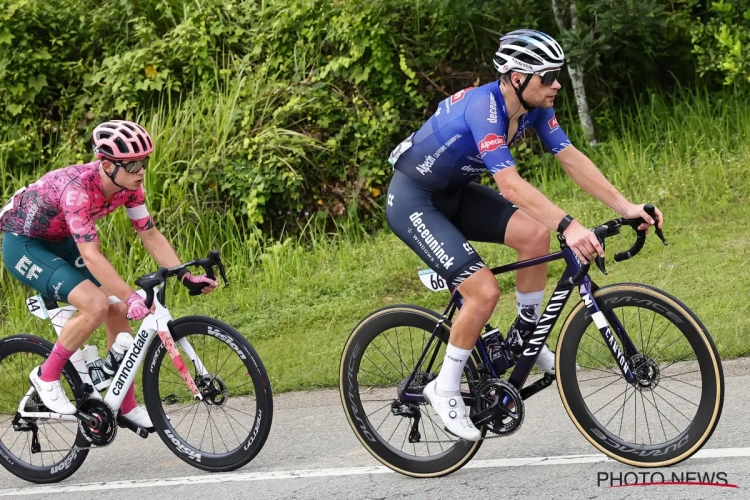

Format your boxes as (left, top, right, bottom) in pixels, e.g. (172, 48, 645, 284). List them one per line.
(474, 378, 525, 436)
(77, 398, 117, 447)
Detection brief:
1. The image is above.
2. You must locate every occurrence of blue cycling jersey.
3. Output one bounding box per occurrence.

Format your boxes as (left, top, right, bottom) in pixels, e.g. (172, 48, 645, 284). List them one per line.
(388, 80, 572, 190)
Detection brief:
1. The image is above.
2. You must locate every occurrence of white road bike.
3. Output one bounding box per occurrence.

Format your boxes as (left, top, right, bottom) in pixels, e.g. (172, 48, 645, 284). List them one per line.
(0, 251, 273, 484)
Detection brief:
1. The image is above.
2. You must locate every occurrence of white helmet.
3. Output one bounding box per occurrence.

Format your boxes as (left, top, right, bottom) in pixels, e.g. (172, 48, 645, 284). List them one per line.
(493, 29, 565, 75)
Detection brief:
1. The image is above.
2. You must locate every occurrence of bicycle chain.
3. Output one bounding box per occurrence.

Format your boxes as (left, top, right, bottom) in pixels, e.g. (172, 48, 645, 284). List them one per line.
(20, 398, 117, 454)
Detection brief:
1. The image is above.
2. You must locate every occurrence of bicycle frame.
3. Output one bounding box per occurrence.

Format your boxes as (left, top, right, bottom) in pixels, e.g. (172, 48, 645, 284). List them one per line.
(18, 288, 207, 422)
(399, 246, 640, 404)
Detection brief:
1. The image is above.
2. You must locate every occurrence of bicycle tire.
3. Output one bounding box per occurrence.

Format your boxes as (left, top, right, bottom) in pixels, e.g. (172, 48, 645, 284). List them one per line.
(0, 334, 89, 484)
(556, 283, 724, 467)
(339, 304, 484, 478)
(142, 316, 273, 472)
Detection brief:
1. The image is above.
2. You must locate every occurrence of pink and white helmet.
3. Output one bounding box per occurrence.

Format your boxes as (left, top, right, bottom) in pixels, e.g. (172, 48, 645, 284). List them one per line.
(92, 120, 154, 160)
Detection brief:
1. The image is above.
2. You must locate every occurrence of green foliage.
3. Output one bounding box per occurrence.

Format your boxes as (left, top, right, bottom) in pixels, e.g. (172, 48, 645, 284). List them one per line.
(690, 0, 750, 85)
(0, 0, 739, 232)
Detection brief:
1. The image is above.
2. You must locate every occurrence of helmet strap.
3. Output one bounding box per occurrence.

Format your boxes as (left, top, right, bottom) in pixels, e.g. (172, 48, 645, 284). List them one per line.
(101, 161, 128, 190)
(512, 73, 536, 111)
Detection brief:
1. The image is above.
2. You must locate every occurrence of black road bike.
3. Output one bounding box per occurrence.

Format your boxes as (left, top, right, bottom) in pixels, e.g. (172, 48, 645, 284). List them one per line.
(339, 206, 724, 477)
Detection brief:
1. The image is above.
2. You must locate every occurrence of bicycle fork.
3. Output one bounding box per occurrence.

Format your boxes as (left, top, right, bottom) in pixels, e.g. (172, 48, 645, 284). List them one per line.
(159, 329, 206, 401)
(579, 280, 637, 384)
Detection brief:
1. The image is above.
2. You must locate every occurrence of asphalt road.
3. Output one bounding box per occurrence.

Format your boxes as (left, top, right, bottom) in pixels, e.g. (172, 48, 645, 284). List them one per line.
(1, 359, 749, 500)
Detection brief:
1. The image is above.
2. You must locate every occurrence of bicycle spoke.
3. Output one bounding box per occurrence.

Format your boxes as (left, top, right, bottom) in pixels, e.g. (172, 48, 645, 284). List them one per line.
(182, 401, 202, 442)
(641, 390, 682, 435)
(362, 352, 400, 385)
(658, 352, 699, 373)
(648, 390, 671, 440)
(577, 372, 621, 384)
(369, 340, 408, 381)
(614, 383, 633, 434)
(658, 373, 702, 389)
(578, 346, 622, 375)
(644, 309, 658, 354)
(639, 391, 653, 445)
(653, 384, 699, 408)
(591, 385, 629, 417)
(651, 389, 694, 423)
(218, 406, 253, 435)
(649, 333, 689, 363)
(581, 373, 624, 400)
(374, 405, 392, 433)
(366, 401, 393, 419)
(207, 409, 229, 452)
(357, 366, 395, 386)
(645, 319, 671, 358)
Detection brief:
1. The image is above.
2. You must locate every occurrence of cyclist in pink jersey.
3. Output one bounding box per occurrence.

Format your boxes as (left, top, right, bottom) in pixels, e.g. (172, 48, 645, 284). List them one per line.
(1, 120, 218, 427)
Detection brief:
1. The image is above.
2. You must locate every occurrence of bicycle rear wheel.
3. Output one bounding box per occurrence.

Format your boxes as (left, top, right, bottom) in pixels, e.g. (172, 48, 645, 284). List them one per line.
(143, 316, 273, 472)
(0, 335, 89, 483)
(339, 304, 484, 478)
(556, 283, 724, 467)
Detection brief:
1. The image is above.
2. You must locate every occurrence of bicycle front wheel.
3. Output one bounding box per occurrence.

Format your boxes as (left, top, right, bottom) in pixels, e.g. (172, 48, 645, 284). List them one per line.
(556, 283, 724, 467)
(143, 316, 273, 472)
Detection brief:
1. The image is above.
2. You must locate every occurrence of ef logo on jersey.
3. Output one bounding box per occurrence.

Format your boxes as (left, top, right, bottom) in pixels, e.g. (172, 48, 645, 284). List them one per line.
(65, 191, 89, 207)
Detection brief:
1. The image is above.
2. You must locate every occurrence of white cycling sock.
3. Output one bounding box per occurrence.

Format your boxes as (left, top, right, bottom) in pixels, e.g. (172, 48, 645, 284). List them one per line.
(516, 289, 545, 322)
(435, 343, 472, 396)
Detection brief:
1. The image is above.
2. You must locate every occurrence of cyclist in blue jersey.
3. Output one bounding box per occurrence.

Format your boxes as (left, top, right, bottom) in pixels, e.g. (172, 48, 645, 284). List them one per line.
(385, 29, 664, 441)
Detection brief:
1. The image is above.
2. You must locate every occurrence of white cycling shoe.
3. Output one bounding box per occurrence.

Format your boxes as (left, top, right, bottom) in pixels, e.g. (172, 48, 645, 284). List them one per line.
(29, 367, 77, 415)
(422, 380, 481, 441)
(533, 344, 580, 375)
(121, 406, 154, 429)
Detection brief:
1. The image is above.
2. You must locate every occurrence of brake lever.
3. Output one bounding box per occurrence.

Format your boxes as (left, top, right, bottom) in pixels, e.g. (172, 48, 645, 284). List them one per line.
(209, 249, 231, 286)
(643, 204, 668, 246)
(593, 225, 608, 276)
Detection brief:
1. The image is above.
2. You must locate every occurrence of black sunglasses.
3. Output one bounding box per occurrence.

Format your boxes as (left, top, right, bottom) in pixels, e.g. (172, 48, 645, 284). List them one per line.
(537, 69, 560, 86)
(105, 156, 149, 174)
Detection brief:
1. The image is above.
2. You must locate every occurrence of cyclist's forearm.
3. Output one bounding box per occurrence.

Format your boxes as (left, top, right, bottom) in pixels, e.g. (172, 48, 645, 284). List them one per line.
(82, 253, 134, 301)
(557, 146, 629, 213)
(494, 171, 567, 230)
(139, 228, 181, 268)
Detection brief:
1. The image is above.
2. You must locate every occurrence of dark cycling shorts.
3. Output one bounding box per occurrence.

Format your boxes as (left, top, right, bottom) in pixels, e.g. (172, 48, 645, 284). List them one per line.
(385, 170, 518, 288)
(2, 232, 100, 303)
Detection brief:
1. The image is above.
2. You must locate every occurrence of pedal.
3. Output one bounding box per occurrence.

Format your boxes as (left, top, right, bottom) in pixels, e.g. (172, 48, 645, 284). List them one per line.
(519, 373, 556, 401)
(116, 416, 151, 439)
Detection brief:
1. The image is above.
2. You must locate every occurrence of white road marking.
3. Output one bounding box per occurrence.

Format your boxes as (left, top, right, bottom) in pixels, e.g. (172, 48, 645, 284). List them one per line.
(2, 447, 748, 495)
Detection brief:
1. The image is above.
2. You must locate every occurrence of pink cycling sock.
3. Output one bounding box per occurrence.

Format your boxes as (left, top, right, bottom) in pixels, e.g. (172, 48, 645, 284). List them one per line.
(120, 383, 138, 414)
(39, 342, 75, 382)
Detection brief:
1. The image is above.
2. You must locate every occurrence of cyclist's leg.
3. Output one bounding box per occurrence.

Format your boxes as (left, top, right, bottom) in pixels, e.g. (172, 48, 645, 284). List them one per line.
(60, 243, 128, 352)
(2, 233, 109, 412)
(449, 183, 556, 371)
(386, 172, 494, 440)
(61, 243, 146, 421)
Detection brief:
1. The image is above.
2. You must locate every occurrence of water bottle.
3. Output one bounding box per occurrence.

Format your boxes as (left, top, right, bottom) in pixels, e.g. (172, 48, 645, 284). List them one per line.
(481, 326, 514, 375)
(103, 332, 134, 376)
(81, 345, 111, 390)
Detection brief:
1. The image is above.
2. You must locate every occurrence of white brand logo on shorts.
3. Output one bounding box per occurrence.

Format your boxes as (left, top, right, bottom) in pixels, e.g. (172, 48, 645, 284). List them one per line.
(463, 242, 475, 255)
(387, 193, 394, 207)
(15, 255, 43, 280)
(408, 212, 455, 270)
(74, 257, 86, 268)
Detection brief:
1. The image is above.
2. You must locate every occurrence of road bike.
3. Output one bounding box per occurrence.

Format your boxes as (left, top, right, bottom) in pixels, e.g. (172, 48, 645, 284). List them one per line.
(340, 206, 724, 477)
(0, 250, 273, 483)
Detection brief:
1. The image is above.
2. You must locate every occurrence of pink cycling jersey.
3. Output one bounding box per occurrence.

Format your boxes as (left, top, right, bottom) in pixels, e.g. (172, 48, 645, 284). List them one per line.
(0, 161, 154, 243)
